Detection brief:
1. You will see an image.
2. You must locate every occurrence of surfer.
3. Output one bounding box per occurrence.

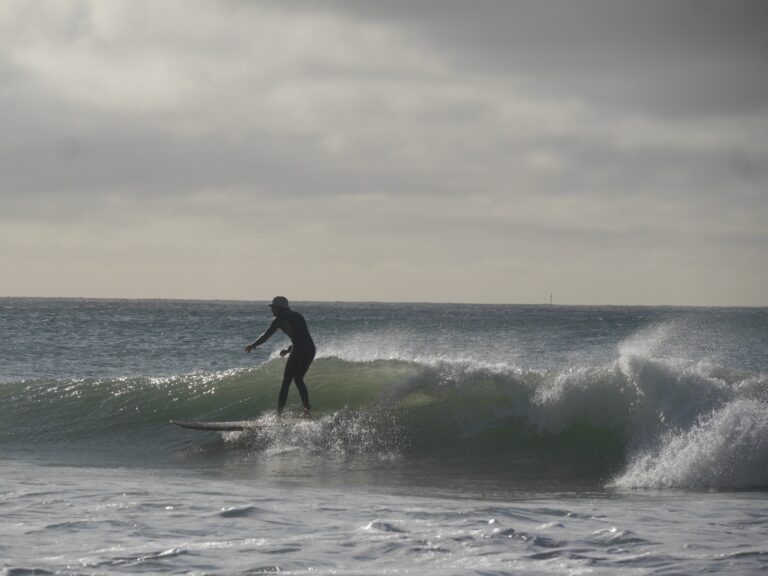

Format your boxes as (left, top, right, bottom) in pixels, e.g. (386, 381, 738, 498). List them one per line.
(245, 296, 315, 417)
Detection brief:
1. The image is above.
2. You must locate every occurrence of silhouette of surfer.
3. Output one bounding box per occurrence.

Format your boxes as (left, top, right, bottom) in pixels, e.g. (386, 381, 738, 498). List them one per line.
(245, 296, 315, 417)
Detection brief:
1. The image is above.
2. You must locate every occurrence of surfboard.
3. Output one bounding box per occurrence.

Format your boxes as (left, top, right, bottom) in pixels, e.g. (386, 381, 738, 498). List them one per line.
(170, 420, 262, 431)
(170, 417, 308, 431)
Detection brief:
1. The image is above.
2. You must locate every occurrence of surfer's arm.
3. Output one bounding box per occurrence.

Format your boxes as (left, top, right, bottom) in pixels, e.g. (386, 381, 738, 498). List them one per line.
(245, 319, 279, 353)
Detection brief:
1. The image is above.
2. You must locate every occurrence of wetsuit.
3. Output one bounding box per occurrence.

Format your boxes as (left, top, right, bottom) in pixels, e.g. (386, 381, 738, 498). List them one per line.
(255, 309, 315, 412)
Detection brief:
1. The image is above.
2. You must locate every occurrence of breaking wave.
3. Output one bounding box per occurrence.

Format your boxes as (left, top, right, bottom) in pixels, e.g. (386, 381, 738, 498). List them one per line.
(1, 349, 766, 489)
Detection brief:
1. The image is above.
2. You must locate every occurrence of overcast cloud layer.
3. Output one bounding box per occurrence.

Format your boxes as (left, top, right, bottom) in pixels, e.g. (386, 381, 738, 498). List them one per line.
(1, 0, 766, 305)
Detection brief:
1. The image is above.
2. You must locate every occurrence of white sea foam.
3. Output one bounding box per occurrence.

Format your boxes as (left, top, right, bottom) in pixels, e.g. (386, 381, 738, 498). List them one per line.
(613, 399, 768, 489)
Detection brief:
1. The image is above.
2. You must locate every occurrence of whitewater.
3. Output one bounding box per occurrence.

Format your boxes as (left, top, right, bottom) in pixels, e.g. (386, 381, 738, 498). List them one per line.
(1, 298, 767, 575)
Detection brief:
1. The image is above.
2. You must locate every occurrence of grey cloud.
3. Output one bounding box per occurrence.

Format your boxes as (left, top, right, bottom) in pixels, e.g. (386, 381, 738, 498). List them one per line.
(298, 0, 768, 118)
(0, 93, 337, 207)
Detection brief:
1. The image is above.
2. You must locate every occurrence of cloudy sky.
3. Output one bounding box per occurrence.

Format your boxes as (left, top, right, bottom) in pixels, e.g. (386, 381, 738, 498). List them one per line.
(1, 0, 766, 305)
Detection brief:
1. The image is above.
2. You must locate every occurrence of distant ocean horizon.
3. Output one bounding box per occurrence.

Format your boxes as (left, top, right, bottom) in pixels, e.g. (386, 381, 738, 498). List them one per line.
(2, 297, 766, 574)
(5, 294, 766, 306)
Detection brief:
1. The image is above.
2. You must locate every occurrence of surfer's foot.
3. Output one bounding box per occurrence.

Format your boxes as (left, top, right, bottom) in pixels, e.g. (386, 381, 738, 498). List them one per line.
(302, 408, 312, 419)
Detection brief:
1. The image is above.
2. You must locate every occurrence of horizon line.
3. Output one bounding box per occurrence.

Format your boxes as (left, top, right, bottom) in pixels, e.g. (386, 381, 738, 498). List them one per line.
(1, 295, 766, 309)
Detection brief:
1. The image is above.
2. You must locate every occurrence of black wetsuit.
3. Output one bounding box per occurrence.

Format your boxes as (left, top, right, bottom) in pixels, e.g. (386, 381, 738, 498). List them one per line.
(257, 309, 315, 411)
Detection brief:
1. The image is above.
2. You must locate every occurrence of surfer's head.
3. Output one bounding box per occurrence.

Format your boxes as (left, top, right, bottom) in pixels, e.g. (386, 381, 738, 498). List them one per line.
(269, 296, 291, 314)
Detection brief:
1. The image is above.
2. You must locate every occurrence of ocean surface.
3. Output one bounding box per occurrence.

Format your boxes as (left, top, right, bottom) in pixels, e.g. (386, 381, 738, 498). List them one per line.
(1, 298, 767, 575)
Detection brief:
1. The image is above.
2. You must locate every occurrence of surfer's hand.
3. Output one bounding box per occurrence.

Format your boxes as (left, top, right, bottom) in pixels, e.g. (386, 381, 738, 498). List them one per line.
(280, 348, 289, 357)
(245, 344, 254, 353)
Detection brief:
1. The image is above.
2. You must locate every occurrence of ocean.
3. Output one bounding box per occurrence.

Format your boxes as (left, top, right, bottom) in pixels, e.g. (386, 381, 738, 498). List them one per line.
(1, 298, 767, 575)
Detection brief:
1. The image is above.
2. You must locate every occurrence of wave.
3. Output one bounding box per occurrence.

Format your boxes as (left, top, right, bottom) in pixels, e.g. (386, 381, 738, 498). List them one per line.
(1, 353, 766, 489)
